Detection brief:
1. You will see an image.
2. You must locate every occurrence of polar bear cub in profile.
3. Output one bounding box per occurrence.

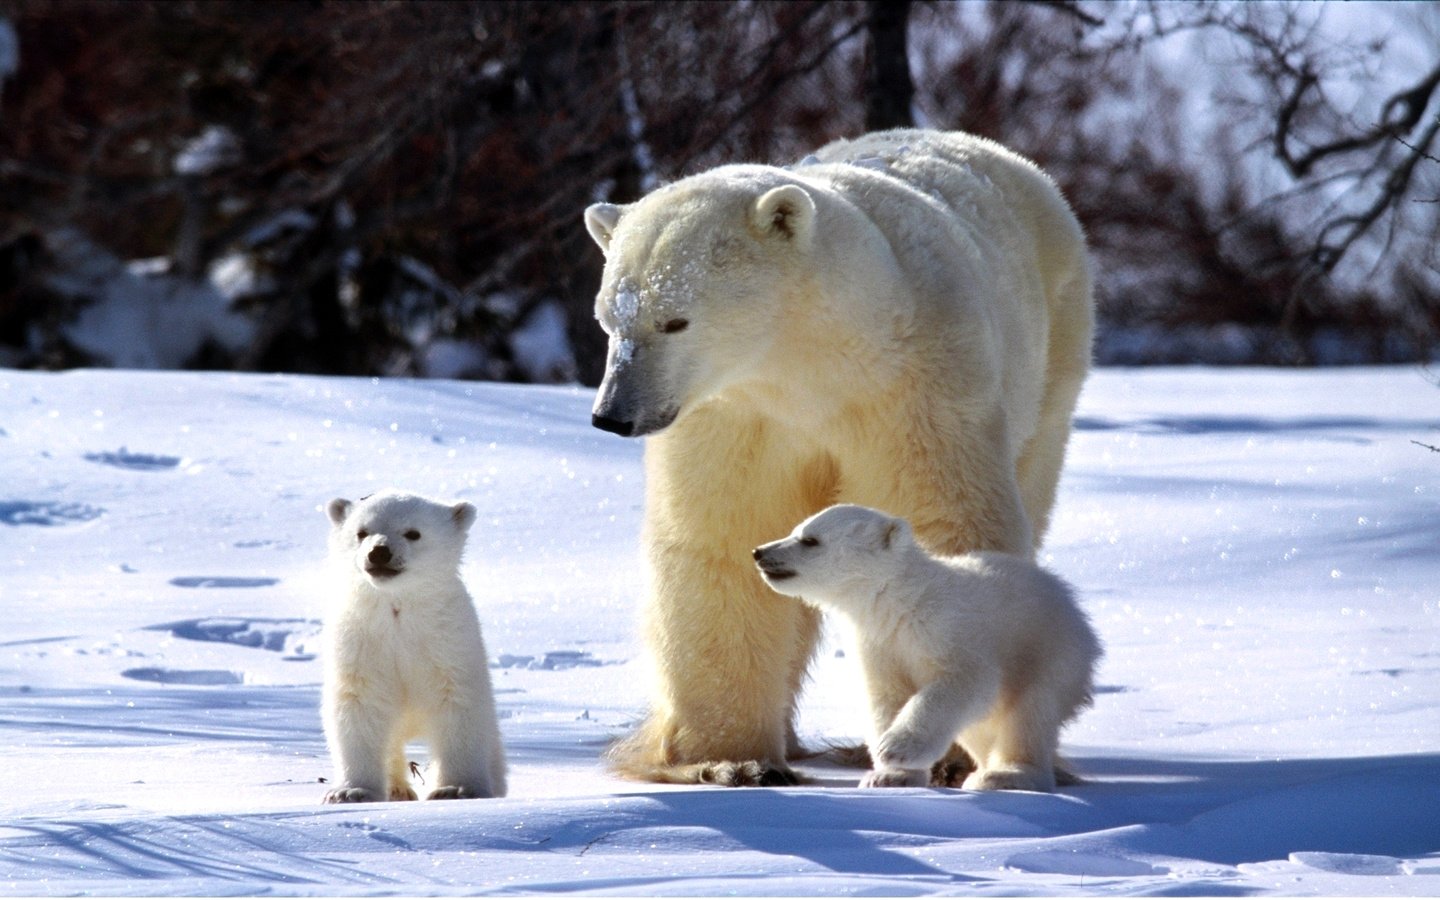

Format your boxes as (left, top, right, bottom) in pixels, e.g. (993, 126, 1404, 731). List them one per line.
(754, 504, 1100, 792)
(321, 490, 506, 802)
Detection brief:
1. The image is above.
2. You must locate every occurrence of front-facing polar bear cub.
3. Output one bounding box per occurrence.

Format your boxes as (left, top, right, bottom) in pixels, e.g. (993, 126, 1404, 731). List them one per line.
(754, 504, 1100, 792)
(321, 490, 506, 803)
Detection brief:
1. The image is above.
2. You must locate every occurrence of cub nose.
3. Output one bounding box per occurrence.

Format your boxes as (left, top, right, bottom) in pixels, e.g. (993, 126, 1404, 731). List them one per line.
(752, 546, 765, 561)
(367, 544, 392, 565)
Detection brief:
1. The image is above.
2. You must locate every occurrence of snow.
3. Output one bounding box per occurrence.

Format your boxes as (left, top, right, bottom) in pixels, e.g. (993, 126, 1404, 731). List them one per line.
(172, 126, 241, 177)
(42, 230, 255, 369)
(509, 301, 579, 384)
(1, 365, 1437, 896)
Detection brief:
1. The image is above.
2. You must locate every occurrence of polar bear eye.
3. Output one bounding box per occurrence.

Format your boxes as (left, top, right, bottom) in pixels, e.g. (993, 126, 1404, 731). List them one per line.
(659, 318, 690, 334)
(404, 530, 421, 541)
(356, 529, 368, 541)
(799, 536, 820, 548)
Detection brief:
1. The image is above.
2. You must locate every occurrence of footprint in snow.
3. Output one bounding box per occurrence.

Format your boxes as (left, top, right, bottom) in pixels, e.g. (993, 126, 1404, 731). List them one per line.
(121, 667, 245, 686)
(0, 500, 104, 526)
(169, 576, 280, 589)
(494, 650, 614, 671)
(82, 448, 184, 471)
(147, 617, 321, 660)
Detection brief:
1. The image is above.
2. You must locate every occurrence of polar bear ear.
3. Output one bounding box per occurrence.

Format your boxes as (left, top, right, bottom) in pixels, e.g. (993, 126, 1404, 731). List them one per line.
(451, 501, 477, 533)
(752, 184, 815, 245)
(326, 498, 352, 527)
(880, 519, 905, 550)
(584, 203, 623, 251)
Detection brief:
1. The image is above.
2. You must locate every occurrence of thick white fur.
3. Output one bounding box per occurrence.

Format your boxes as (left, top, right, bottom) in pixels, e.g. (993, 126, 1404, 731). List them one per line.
(586, 129, 1094, 785)
(321, 490, 506, 802)
(756, 505, 1101, 792)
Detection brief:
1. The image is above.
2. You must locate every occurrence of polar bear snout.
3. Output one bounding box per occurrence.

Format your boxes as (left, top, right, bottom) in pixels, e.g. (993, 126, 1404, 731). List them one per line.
(591, 412, 635, 437)
(363, 541, 401, 579)
(753, 542, 801, 587)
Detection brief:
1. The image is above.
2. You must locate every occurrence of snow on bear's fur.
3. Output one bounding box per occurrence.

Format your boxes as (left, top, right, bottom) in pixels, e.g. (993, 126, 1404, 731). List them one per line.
(755, 504, 1101, 792)
(584, 128, 1094, 786)
(321, 490, 506, 802)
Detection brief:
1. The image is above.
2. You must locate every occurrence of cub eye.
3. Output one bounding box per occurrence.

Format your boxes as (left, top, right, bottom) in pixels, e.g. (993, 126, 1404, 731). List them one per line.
(356, 530, 368, 541)
(404, 530, 421, 541)
(659, 318, 690, 334)
(799, 536, 820, 548)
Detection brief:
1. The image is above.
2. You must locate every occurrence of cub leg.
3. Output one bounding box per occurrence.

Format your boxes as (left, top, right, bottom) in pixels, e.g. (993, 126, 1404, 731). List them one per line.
(323, 694, 394, 804)
(425, 694, 504, 800)
(865, 668, 998, 789)
(962, 691, 1062, 793)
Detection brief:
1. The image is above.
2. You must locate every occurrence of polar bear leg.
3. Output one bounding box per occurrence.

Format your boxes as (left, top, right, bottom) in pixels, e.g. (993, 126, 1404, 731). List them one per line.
(425, 695, 504, 799)
(323, 696, 394, 804)
(962, 688, 1062, 793)
(1015, 262, 1092, 549)
(871, 669, 998, 776)
(613, 420, 834, 786)
(901, 406, 1034, 559)
(641, 552, 811, 783)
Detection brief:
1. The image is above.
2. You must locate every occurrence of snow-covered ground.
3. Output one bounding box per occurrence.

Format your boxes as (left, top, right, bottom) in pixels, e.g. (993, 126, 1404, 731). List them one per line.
(1, 366, 1437, 896)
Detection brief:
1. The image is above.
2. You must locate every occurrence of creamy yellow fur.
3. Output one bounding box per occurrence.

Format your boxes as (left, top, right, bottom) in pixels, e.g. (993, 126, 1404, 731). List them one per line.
(584, 129, 1094, 785)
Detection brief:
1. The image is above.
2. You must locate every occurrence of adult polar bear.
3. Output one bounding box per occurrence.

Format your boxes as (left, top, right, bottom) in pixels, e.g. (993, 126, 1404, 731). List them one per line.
(584, 129, 1093, 786)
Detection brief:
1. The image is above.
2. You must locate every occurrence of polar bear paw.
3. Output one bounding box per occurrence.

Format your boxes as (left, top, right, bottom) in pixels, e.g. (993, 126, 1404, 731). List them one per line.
(390, 784, 418, 801)
(696, 760, 800, 787)
(323, 786, 381, 804)
(962, 765, 1055, 793)
(860, 767, 929, 788)
(426, 784, 495, 800)
(873, 730, 941, 773)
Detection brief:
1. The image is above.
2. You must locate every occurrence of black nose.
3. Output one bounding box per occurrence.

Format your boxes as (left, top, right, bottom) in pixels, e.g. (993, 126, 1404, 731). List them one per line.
(592, 413, 635, 437)
(752, 547, 764, 560)
(368, 545, 392, 565)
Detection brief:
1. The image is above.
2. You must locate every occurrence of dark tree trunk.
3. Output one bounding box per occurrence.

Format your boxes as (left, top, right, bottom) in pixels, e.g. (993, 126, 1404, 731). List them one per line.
(864, 0, 914, 131)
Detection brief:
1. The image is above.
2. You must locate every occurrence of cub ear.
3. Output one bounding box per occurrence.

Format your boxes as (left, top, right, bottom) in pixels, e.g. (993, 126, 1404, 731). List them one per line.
(451, 501, 478, 532)
(326, 498, 352, 527)
(880, 519, 903, 550)
(752, 184, 815, 245)
(584, 203, 623, 251)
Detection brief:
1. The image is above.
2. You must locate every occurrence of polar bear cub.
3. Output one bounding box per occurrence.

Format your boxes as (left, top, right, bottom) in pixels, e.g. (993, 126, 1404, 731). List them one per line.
(754, 504, 1100, 792)
(321, 490, 506, 802)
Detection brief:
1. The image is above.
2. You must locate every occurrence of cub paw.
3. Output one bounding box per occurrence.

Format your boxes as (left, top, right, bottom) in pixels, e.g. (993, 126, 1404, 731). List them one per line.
(930, 744, 976, 787)
(872, 731, 935, 772)
(860, 768, 928, 788)
(390, 785, 418, 802)
(962, 766, 1054, 793)
(426, 785, 496, 800)
(322, 786, 379, 804)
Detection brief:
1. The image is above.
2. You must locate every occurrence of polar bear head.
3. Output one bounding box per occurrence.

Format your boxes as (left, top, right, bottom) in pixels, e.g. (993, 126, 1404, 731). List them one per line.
(584, 167, 818, 437)
(752, 504, 914, 609)
(326, 490, 477, 591)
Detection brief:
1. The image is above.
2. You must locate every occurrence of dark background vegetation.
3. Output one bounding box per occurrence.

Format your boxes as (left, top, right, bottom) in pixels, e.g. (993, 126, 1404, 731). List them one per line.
(2, 0, 1437, 383)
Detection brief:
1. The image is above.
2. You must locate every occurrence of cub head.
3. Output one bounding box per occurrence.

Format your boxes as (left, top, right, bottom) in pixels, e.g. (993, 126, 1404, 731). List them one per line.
(752, 504, 912, 608)
(326, 489, 477, 590)
(584, 167, 818, 437)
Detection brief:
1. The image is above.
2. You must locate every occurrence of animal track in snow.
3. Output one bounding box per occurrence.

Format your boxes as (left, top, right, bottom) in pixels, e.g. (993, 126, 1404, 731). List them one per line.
(149, 617, 321, 660)
(0, 500, 104, 526)
(82, 448, 184, 471)
(169, 576, 280, 589)
(494, 650, 614, 671)
(121, 667, 245, 686)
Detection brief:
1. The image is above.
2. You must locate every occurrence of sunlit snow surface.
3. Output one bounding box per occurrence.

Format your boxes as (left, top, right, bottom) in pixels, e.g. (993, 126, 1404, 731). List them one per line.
(1, 367, 1436, 896)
